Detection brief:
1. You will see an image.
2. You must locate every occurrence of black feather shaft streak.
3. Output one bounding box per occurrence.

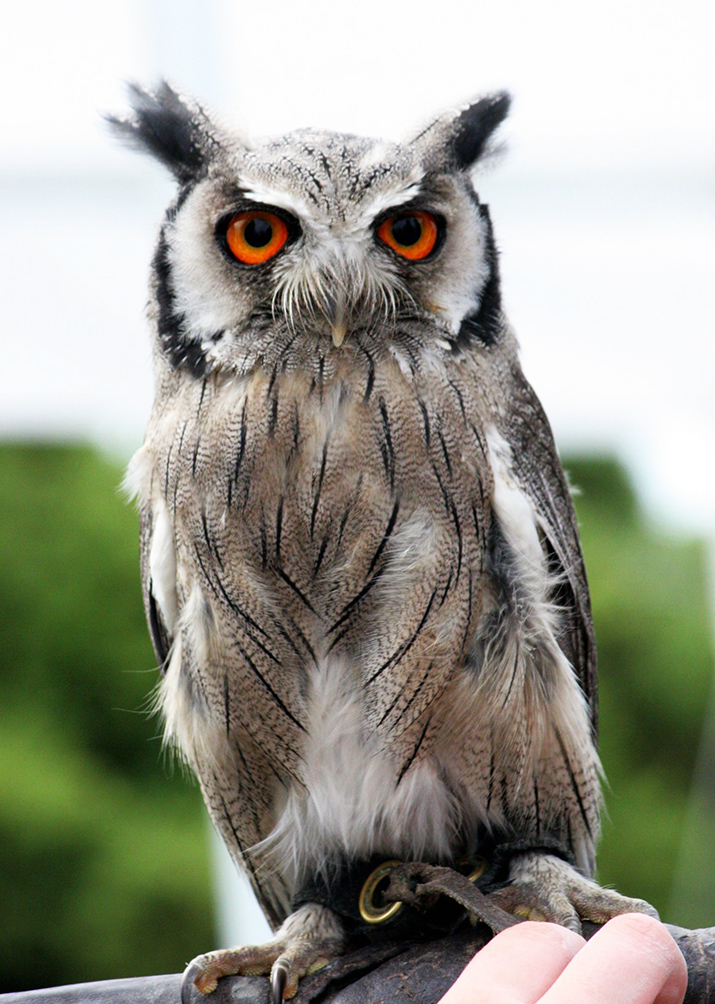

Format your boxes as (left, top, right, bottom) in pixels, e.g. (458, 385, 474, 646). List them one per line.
(431, 459, 452, 517)
(460, 570, 474, 651)
(234, 638, 306, 732)
(378, 398, 395, 489)
(311, 440, 329, 539)
(377, 659, 433, 728)
(192, 543, 269, 641)
(469, 422, 488, 461)
(446, 378, 467, 423)
(353, 335, 376, 400)
(553, 725, 593, 840)
(439, 568, 453, 607)
(327, 499, 400, 636)
(396, 716, 431, 787)
(197, 378, 208, 417)
(223, 674, 231, 738)
(276, 568, 317, 615)
(164, 442, 173, 498)
(450, 498, 462, 583)
(437, 429, 453, 477)
(269, 395, 279, 436)
(418, 399, 431, 448)
(280, 612, 318, 667)
(178, 420, 189, 455)
(275, 498, 284, 559)
(201, 512, 224, 571)
(500, 636, 521, 710)
(335, 474, 362, 551)
(260, 508, 268, 570)
(234, 401, 248, 478)
(317, 354, 325, 405)
(313, 534, 329, 578)
(367, 585, 438, 685)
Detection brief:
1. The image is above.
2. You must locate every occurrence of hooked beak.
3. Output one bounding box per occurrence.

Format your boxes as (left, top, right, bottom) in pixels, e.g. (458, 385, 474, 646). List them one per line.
(325, 289, 348, 348)
(331, 319, 347, 348)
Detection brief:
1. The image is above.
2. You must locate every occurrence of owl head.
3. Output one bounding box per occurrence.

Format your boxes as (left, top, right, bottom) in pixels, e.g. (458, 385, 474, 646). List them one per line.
(109, 82, 510, 377)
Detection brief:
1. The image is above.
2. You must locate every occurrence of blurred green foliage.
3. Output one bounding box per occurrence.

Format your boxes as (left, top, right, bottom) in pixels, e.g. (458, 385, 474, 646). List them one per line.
(0, 444, 214, 992)
(567, 457, 715, 921)
(0, 444, 712, 992)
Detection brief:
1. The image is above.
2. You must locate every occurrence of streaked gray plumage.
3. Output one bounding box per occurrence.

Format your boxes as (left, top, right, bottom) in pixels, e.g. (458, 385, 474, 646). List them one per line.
(112, 82, 654, 998)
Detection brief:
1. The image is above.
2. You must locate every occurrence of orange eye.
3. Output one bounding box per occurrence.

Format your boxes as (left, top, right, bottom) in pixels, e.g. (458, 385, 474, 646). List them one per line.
(225, 211, 289, 265)
(377, 211, 439, 260)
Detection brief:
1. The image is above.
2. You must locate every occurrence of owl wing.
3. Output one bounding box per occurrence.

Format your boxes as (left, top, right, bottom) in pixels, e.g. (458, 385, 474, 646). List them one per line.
(501, 364, 598, 738)
(138, 494, 294, 929)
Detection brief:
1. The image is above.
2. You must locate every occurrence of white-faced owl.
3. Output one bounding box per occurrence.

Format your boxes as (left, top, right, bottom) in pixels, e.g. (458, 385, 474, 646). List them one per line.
(111, 82, 655, 1001)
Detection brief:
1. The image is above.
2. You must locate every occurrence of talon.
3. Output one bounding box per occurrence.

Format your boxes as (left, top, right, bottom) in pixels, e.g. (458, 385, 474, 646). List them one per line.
(181, 960, 207, 1002)
(271, 957, 289, 1003)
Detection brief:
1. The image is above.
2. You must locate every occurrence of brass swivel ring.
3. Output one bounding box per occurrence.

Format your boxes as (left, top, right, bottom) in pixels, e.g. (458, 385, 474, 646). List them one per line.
(358, 860, 404, 924)
(465, 855, 487, 884)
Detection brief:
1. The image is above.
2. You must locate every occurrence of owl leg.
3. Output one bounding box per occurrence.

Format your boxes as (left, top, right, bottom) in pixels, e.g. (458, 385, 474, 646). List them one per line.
(489, 852, 658, 933)
(182, 903, 345, 1002)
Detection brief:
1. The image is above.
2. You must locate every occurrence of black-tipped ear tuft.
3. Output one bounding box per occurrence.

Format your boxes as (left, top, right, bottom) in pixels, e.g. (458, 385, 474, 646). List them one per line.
(106, 81, 217, 184)
(451, 92, 511, 170)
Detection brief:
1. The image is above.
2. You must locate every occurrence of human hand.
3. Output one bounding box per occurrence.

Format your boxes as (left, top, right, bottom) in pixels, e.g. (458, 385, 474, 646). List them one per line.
(439, 914, 687, 1004)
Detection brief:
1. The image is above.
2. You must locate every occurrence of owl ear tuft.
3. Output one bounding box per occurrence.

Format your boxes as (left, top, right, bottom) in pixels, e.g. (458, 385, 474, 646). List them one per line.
(450, 92, 511, 169)
(106, 81, 218, 184)
(414, 92, 511, 171)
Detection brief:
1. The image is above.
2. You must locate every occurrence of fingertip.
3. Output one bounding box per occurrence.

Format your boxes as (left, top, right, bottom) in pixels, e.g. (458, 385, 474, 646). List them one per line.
(592, 914, 688, 1004)
(439, 922, 585, 1004)
(477, 921, 585, 980)
(502, 920, 586, 956)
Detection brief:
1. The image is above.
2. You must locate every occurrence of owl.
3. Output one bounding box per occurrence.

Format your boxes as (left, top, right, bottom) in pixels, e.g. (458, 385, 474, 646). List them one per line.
(111, 83, 655, 1001)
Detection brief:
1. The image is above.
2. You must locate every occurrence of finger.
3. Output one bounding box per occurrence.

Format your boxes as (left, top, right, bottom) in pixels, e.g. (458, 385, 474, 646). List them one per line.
(540, 914, 688, 1004)
(439, 922, 585, 1004)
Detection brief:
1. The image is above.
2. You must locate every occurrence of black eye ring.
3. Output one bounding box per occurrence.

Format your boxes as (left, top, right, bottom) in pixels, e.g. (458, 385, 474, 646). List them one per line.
(375, 208, 446, 262)
(216, 204, 301, 268)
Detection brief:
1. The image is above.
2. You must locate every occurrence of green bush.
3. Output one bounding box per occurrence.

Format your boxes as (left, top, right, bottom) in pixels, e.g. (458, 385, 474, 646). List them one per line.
(566, 457, 715, 921)
(0, 445, 214, 992)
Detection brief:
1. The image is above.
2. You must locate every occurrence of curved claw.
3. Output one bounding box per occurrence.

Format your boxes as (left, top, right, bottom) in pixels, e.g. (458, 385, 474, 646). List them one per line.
(181, 960, 202, 1004)
(271, 957, 289, 1004)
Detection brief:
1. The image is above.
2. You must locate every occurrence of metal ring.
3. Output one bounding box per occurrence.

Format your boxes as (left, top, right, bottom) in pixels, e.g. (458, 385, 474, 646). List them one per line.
(467, 856, 487, 884)
(358, 860, 404, 924)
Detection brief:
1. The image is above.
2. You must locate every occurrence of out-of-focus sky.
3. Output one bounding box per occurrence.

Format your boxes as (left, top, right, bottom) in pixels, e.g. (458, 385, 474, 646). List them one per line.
(1, 0, 713, 530)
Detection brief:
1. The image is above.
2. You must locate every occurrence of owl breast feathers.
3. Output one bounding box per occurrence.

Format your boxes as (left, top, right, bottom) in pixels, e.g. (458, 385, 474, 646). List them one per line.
(113, 82, 600, 930)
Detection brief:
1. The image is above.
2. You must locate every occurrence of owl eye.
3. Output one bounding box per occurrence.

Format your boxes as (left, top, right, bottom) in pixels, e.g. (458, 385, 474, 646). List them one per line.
(377, 211, 440, 260)
(224, 210, 289, 265)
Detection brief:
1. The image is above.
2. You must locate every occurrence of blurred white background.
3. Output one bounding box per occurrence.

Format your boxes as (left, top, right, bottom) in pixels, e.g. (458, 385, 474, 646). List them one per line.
(1, 0, 713, 945)
(1, 0, 713, 527)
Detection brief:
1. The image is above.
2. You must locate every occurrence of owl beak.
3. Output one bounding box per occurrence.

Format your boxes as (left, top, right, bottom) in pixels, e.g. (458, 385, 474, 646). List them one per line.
(324, 288, 348, 348)
(331, 320, 347, 348)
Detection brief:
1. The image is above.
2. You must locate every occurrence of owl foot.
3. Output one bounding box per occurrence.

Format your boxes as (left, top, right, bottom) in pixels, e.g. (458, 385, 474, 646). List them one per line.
(181, 903, 345, 1003)
(489, 852, 659, 934)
